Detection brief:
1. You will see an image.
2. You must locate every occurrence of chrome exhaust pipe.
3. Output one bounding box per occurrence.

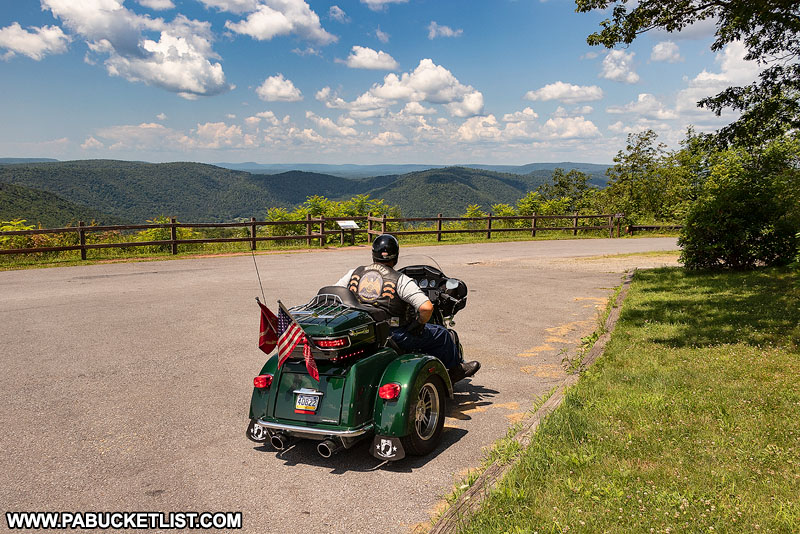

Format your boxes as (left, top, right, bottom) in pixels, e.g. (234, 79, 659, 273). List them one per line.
(317, 439, 343, 458)
(270, 433, 293, 451)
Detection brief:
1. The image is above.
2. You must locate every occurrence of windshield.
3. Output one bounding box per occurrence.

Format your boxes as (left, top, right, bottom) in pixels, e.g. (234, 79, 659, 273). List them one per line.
(394, 253, 443, 272)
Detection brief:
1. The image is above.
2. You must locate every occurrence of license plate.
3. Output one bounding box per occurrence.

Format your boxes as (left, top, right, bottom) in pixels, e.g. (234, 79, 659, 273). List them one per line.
(295, 393, 320, 414)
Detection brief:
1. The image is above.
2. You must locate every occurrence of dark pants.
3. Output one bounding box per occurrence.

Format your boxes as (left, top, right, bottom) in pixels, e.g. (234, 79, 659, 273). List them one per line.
(390, 323, 461, 369)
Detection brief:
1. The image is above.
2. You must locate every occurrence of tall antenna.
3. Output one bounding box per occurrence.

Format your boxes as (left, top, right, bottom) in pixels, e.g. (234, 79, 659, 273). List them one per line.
(251, 249, 266, 303)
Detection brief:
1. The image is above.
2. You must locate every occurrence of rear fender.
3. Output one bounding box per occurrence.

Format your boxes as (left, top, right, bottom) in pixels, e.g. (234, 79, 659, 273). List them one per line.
(249, 354, 280, 420)
(372, 355, 452, 437)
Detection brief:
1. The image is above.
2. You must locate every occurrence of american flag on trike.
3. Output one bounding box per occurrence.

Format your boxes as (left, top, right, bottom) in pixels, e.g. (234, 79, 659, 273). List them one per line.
(275, 300, 319, 381)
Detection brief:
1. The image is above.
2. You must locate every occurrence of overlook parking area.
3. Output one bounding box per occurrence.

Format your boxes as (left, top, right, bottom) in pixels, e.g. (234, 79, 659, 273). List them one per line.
(0, 238, 677, 533)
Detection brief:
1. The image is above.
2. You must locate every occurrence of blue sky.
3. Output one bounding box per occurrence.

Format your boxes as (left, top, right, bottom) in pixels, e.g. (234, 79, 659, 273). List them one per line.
(0, 0, 760, 164)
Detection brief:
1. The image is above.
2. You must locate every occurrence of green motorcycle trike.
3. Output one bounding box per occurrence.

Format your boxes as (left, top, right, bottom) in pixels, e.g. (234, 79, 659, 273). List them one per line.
(246, 261, 468, 461)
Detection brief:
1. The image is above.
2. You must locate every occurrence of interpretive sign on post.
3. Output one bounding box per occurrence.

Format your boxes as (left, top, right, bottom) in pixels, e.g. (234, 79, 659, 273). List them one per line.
(336, 220, 359, 245)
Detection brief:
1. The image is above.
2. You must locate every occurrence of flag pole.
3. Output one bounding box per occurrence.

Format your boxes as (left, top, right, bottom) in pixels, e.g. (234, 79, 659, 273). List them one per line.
(251, 249, 266, 303)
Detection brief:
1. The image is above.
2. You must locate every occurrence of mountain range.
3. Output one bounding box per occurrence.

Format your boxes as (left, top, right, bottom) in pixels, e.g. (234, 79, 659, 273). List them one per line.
(213, 161, 610, 179)
(0, 159, 609, 226)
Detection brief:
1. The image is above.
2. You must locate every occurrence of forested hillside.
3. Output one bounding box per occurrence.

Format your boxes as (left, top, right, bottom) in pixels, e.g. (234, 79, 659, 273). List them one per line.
(0, 161, 324, 222)
(0, 160, 568, 222)
(0, 182, 120, 227)
(365, 167, 550, 216)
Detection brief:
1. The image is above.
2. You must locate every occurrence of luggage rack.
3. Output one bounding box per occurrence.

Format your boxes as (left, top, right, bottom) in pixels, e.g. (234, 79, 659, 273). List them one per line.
(289, 294, 354, 325)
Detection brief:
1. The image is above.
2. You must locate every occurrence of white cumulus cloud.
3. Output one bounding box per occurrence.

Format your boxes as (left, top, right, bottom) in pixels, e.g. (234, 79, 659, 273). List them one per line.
(375, 27, 389, 43)
(600, 50, 639, 83)
(195, 0, 259, 14)
(458, 115, 501, 142)
(256, 73, 302, 101)
(402, 102, 436, 115)
(81, 136, 104, 149)
(318, 58, 484, 118)
(675, 41, 760, 117)
(540, 116, 600, 139)
(225, 0, 337, 45)
(329, 5, 348, 23)
(651, 41, 683, 63)
(0, 23, 70, 61)
(502, 107, 539, 122)
(371, 131, 408, 145)
(607, 93, 678, 120)
(137, 0, 175, 10)
(340, 45, 398, 70)
(524, 81, 604, 104)
(428, 21, 462, 40)
(42, 0, 231, 98)
(361, 0, 408, 12)
(305, 111, 357, 136)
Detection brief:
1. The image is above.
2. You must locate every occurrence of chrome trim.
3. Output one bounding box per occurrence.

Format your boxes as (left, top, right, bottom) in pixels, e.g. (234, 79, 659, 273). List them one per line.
(255, 420, 373, 438)
(293, 388, 323, 396)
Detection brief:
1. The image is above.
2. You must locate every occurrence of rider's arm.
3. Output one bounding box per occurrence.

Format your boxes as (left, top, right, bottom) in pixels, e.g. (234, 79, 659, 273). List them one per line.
(397, 274, 432, 323)
(417, 300, 433, 323)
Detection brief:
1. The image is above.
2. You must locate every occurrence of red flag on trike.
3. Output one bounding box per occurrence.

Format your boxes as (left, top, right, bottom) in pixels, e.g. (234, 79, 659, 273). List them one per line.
(257, 299, 278, 355)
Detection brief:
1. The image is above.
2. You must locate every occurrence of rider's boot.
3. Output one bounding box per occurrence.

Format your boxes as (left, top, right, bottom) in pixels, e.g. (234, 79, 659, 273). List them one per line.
(448, 360, 480, 383)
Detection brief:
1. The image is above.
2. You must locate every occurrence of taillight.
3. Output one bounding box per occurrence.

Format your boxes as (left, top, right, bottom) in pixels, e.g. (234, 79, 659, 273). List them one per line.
(378, 383, 401, 400)
(253, 374, 273, 389)
(314, 337, 350, 349)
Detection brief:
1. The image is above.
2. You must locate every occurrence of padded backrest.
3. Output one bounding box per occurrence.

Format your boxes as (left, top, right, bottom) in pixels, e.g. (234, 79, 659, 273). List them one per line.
(316, 285, 390, 324)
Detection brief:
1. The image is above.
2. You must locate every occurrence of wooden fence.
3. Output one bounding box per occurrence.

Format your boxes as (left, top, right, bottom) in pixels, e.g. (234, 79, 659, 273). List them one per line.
(0, 212, 624, 259)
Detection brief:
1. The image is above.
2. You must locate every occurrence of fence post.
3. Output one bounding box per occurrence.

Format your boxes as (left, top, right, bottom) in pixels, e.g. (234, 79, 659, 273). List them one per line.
(170, 217, 178, 255)
(306, 213, 312, 247)
(340, 226, 345, 246)
(437, 213, 443, 242)
(573, 211, 579, 236)
(78, 221, 86, 260)
(367, 212, 373, 239)
(319, 217, 325, 247)
(531, 213, 537, 237)
(381, 214, 387, 234)
(486, 213, 493, 240)
(250, 217, 257, 251)
(608, 215, 613, 238)
(617, 217, 622, 238)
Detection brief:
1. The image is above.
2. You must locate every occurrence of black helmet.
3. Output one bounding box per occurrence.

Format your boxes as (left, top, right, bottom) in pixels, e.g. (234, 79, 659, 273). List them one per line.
(372, 234, 399, 263)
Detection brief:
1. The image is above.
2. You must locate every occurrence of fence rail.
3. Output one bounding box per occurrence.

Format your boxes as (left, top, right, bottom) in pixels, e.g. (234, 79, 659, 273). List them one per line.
(1, 212, 624, 259)
(626, 224, 683, 235)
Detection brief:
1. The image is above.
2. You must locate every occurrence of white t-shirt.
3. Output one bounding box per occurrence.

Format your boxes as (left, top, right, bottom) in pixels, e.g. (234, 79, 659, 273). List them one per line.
(335, 266, 430, 311)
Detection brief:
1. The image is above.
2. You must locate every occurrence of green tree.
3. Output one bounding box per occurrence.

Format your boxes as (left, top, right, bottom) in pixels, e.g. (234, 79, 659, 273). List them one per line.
(575, 0, 800, 147)
(604, 130, 671, 222)
(515, 191, 544, 217)
(490, 203, 516, 229)
(538, 168, 594, 211)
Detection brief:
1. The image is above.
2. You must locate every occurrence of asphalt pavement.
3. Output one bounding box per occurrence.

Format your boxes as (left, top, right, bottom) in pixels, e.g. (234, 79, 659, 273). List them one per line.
(0, 238, 678, 533)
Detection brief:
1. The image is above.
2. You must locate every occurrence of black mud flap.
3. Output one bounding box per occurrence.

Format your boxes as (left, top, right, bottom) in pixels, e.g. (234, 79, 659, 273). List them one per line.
(371, 435, 405, 461)
(246, 419, 269, 443)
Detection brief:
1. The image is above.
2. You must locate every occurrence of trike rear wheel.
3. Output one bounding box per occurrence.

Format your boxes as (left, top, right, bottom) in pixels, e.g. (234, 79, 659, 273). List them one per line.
(401, 375, 445, 456)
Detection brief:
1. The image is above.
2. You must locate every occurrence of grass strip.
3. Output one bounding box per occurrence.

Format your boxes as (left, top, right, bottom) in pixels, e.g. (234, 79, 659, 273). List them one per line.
(457, 267, 800, 534)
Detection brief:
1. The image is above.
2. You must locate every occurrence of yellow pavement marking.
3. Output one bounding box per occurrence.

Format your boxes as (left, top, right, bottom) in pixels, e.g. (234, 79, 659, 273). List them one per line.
(520, 363, 565, 378)
(506, 412, 527, 424)
(544, 320, 593, 343)
(517, 343, 554, 357)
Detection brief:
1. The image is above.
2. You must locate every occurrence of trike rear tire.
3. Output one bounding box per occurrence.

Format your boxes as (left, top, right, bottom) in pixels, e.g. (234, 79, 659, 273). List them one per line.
(401, 375, 446, 456)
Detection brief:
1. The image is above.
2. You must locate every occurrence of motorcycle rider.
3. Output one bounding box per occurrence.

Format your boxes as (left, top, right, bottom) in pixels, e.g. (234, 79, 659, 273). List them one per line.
(335, 234, 480, 383)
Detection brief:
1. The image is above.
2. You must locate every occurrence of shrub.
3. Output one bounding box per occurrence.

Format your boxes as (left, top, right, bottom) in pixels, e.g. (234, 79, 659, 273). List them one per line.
(0, 219, 35, 249)
(679, 139, 800, 269)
